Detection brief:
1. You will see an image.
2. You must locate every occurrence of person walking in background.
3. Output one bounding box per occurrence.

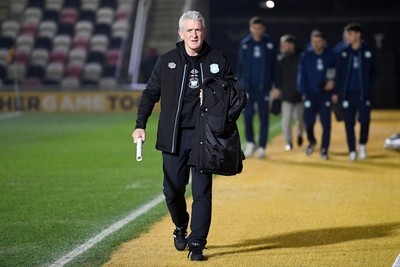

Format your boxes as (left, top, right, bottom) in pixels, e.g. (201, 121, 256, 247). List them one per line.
(131, 11, 242, 261)
(237, 16, 280, 159)
(273, 34, 304, 151)
(333, 23, 378, 161)
(297, 29, 336, 160)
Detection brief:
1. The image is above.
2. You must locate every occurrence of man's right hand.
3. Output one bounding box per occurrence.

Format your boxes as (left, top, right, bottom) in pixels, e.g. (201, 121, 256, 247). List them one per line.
(332, 94, 338, 104)
(132, 128, 146, 144)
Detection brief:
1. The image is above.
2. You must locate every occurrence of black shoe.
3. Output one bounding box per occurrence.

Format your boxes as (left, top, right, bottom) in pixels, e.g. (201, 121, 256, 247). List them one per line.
(320, 148, 328, 160)
(297, 135, 303, 147)
(306, 142, 316, 156)
(188, 243, 206, 261)
(173, 227, 187, 251)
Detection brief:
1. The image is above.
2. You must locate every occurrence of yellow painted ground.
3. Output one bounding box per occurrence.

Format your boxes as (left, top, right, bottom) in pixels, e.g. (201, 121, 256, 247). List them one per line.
(104, 110, 400, 267)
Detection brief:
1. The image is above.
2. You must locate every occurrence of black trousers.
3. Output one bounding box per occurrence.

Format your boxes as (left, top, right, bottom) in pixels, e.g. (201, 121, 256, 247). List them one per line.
(162, 128, 213, 246)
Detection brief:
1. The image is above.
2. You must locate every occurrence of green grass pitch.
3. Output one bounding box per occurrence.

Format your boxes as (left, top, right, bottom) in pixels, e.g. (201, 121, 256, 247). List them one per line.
(0, 112, 281, 266)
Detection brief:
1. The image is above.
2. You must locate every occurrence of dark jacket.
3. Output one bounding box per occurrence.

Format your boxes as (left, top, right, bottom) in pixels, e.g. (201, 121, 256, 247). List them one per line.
(334, 41, 378, 101)
(237, 33, 280, 92)
(297, 48, 336, 96)
(277, 52, 302, 103)
(135, 41, 234, 154)
(189, 77, 247, 175)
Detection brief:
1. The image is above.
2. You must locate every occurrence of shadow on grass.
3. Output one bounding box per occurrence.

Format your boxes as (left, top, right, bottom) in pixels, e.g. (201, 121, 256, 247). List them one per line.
(207, 222, 400, 258)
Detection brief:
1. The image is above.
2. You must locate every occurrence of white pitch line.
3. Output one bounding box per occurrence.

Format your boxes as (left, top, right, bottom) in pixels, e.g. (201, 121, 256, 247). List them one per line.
(393, 254, 400, 267)
(49, 193, 165, 267)
(0, 111, 22, 120)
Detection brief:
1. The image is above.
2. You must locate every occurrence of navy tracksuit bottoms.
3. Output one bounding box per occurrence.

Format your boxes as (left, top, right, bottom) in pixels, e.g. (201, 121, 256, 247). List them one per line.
(243, 88, 270, 148)
(303, 93, 332, 151)
(341, 92, 371, 152)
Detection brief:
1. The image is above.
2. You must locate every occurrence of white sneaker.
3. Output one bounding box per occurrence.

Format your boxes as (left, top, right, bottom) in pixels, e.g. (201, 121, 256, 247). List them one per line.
(244, 142, 255, 157)
(256, 147, 266, 159)
(358, 144, 367, 160)
(349, 151, 357, 161)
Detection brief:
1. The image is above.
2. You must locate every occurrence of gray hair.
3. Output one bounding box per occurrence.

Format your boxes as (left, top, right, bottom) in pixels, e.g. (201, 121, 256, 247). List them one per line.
(178, 11, 206, 30)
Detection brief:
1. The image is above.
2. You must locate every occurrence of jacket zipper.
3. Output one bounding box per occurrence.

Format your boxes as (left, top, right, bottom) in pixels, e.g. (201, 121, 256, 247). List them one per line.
(343, 52, 353, 100)
(358, 50, 364, 101)
(171, 64, 187, 153)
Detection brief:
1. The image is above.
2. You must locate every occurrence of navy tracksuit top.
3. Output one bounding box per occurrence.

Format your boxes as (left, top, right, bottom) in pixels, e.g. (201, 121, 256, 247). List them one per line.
(297, 48, 336, 96)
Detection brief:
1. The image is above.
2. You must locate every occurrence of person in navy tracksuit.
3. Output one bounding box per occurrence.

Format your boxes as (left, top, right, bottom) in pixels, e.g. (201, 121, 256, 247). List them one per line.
(237, 16, 280, 159)
(333, 23, 378, 161)
(297, 30, 336, 160)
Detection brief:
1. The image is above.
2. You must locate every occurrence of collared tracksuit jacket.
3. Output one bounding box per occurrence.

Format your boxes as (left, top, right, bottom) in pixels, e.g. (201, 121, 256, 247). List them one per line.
(297, 48, 337, 96)
(135, 41, 234, 154)
(334, 41, 378, 101)
(236, 33, 280, 92)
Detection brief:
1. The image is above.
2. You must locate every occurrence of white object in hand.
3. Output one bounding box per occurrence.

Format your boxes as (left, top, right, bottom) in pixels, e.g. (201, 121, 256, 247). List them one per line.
(136, 137, 143, 161)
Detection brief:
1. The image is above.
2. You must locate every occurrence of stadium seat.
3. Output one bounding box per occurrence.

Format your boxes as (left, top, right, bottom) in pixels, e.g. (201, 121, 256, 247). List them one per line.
(27, 0, 44, 8)
(57, 23, 74, 36)
(44, 62, 64, 84)
(68, 48, 87, 64)
(63, 0, 81, 9)
(115, 5, 130, 21)
(38, 21, 58, 38)
(118, 0, 132, 7)
(30, 48, 50, 66)
(82, 62, 102, 84)
(96, 7, 114, 25)
(26, 64, 45, 79)
(99, 77, 116, 88)
(20, 22, 38, 37)
(93, 23, 111, 36)
(0, 37, 15, 49)
(45, 0, 64, 10)
(99, 0, 116, 9)
(87, 50, 104, 64)
(50, 47, 68, 64)
(23, 7, 43, 24)
(42, 9, 59, 22)
(90, 34, 109, 52)
(112, 21, 129, 38)
(24, 77, 43, 86)
(102, 64, 116, 77)
(60, 8, 79, 25)
(105, 49, 121, 66)
(81, 0, 98, 12)
(65, 61, 83, 78)
(1, 20, 20, 39)
(53, 34, 71, 50)
(16, 35, 35, 51)
(10, 0, 28, 17)
(109, 36, 124, 48)
(61, 76, 80, 88)
(72, 35, 90, 50)
(6, 63, 26, 83)
(35, 36, 53, 50)
(75, 21, 93, 37)
(79, 10, 96, 22)
(14, 47, 31, 65)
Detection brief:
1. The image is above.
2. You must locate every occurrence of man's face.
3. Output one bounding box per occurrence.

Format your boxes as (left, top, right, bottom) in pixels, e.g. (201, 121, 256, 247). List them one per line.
(249, 23, 265, 40)
(178, 19, 206, 55)
(345, 30, 360, 45)
(311, 36, 325, 53)
(280, 41, 294, 54)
